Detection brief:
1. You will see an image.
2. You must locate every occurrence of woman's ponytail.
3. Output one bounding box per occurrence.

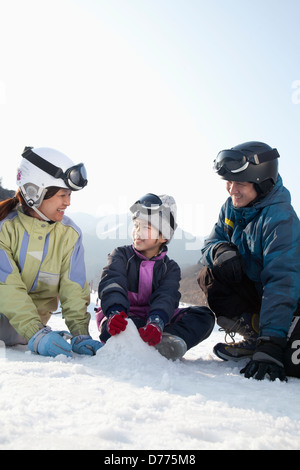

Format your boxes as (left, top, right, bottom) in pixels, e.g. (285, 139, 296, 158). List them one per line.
(0, 191, 23, 221)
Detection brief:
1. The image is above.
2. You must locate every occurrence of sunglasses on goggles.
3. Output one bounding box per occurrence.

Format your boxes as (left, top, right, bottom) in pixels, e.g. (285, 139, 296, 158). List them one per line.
(22, 147, 88, 190)
(213, 148, 279, 175)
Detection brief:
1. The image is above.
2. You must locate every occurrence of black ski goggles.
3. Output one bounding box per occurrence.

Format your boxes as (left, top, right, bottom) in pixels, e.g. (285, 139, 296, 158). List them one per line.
(135, 193, 163, 209)
(22, 147, 88, 190)
(213, 148, 280, 175)
(130, 193, 175, 230)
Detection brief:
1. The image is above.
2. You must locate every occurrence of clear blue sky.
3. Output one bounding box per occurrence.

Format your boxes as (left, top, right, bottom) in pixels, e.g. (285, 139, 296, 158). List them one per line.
(0, 0, 299, 236)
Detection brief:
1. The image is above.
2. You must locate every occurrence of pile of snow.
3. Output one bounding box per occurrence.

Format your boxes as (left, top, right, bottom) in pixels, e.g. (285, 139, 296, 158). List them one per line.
(0, 294, 299, 450)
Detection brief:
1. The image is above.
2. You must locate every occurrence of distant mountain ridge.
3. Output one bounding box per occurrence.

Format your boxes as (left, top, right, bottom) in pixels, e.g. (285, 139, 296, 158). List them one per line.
(69, 212, 204, 285)
(0, 182, 206, 304)
(0, 182, 14, 201)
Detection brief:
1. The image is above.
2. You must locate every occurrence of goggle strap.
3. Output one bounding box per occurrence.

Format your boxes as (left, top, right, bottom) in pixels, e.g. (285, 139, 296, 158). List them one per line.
(22, 148, 64, 179)
(254, 148, 280, 164)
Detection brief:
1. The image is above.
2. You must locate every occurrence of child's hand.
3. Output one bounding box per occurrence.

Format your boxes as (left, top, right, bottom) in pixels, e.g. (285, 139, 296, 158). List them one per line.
(107, 311, 128, 335)
(139, 315, 164, 346)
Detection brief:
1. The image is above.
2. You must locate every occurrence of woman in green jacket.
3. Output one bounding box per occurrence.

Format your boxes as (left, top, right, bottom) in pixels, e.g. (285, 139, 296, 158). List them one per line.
(0, 146, 102, 358)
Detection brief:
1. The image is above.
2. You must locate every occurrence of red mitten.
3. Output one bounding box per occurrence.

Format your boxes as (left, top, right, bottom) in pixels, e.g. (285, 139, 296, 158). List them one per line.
(107, 311, 128, 335)
(139, 322, 163, 346)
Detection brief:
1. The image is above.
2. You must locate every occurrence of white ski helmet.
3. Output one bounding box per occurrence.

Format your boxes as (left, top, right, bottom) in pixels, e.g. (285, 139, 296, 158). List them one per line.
(16, 146, 87, 209)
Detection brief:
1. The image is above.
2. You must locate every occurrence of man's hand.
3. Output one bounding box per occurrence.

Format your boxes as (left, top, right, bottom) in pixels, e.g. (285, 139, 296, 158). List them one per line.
(240, 336, 287, 382)
(213, 243, 244, 283)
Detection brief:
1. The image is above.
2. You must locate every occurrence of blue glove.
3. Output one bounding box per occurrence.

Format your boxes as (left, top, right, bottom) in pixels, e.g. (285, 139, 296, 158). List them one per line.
(28, 327, 72, 358)
(71, 335, 104, 356)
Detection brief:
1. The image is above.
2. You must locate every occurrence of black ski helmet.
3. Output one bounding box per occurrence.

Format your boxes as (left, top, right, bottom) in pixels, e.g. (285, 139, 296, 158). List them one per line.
(213, 141, 280, 186)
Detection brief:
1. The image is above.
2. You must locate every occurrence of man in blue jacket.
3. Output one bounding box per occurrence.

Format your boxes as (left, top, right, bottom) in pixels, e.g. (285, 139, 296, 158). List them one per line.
(198, 141, 300, 381)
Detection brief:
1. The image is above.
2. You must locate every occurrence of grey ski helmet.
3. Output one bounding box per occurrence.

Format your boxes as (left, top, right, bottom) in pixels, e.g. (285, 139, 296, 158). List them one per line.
(130, 193, 177, 242)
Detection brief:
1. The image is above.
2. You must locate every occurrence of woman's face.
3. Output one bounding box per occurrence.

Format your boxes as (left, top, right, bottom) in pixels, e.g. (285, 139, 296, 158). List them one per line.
(32, 189, 72, 222)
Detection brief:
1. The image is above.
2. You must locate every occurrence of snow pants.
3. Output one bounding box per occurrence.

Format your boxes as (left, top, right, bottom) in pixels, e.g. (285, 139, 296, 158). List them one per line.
(0, 314, 27, 346)
(198, 265, 300, 378)
(98, 306, 215, 350)
(197, 266, 261, 320)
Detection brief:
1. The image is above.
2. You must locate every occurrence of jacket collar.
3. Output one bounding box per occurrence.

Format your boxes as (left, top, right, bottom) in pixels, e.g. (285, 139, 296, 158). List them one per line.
(132, 244, 168, 261)
(230, 175, 288, 220)
(17, 206, 56, 234)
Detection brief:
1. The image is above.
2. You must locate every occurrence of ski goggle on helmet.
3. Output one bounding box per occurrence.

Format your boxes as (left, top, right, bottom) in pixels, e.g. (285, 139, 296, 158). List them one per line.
(213, 144, 280, 178)
(130, 193, 178, 242)
(22, 147, 88, 191)
(130, 193, 176, 231)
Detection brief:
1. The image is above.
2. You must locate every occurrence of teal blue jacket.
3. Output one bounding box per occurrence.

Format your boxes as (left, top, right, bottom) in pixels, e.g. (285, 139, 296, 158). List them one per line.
(201, 176, 300, 338)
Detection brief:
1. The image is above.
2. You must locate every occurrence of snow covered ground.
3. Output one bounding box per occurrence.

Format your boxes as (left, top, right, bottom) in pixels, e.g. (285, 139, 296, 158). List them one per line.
(1, 294, 299, 451)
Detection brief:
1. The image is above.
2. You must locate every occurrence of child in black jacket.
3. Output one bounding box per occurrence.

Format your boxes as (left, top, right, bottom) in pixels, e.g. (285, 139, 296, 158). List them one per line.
(96, 193, 214, 360)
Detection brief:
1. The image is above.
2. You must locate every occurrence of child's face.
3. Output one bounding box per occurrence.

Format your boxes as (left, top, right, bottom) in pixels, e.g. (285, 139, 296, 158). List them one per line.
(132, 218, 167, 258)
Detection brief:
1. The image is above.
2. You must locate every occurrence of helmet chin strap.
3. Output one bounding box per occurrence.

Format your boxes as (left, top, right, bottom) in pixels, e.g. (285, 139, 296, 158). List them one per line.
(19, 184, 51, 222)
(31, 206, 51, 222)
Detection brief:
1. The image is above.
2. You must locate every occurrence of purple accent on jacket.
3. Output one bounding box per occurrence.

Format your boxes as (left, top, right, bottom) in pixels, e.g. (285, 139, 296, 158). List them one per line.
(95, 307, 105, 329)
(127, 261, 155, 319)
(127, 248, 161, 319)
(96, 246, 182, 330)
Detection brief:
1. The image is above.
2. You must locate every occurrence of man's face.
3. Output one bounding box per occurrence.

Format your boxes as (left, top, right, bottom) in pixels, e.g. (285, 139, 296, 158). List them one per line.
(226, 181, 258, 208)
